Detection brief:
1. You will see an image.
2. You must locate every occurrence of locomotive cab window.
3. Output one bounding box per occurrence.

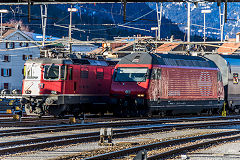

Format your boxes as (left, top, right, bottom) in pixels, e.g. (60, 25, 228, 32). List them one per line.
(60, 65, 67, 80)
(44, 64, 60, 80)
(69, 67, 73, 80)
(114, 67, 148, 82)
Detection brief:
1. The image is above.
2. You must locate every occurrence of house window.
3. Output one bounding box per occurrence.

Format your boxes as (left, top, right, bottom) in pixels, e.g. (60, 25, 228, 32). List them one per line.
(6, 42, 14, 49)
(1, 68, 12, 77)
(96, 68, 104, 79)
(3, 55, 10, 62)
(20, 42, 29, 47)
(80, 68, 88, 78)
(4, 83, 8, 89)
(22, 55, 32, 60)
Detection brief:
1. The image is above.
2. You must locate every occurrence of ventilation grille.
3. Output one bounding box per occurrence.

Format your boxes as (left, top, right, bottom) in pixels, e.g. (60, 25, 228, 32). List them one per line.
(167, 69, 213, 97)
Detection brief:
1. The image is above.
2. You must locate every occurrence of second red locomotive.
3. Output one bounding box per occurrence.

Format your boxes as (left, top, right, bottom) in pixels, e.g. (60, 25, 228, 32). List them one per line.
(110, 52, 224, 116)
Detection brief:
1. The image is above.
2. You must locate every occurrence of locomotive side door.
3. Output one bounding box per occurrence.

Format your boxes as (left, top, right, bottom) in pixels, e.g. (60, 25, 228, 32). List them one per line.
(62, 65, 74, 94)
(149, 67, 161, 102)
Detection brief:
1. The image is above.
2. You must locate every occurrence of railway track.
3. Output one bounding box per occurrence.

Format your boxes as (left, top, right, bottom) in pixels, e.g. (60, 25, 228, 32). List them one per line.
(1, 119, 240, 157)
(1, 114, 240, 127)
(2, 115, 240, 137)
(84, 130, 240, 160)
(0, 116, 240, 137)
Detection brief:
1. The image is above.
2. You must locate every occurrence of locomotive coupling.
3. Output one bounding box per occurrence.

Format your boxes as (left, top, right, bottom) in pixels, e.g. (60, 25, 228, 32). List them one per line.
(135, 98, 145, 106)
(20, 98, 26, 105)
(110, 97, 118, 105)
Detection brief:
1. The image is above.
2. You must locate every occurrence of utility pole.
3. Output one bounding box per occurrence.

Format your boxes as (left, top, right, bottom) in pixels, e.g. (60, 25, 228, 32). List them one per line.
(187, 2, 191, 44)
(41, 5, 47, 47)
(156, 2, 163, 40)
(68, 6, 77, 54)
(219, 3, 225, 42)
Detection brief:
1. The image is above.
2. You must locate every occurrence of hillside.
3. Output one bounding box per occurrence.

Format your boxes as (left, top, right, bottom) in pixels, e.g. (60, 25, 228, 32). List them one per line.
(1, 3, 184, 40)
(148, 2, 240, 40)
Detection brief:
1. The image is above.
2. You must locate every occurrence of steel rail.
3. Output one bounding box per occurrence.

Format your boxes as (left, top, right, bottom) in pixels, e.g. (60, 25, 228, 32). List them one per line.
(1, 120, 240, 156)
(85, 131, 240, 160)
(0, 0, 237, 5)
(1, 116, 240, 137)
(148, 134, 240, 160)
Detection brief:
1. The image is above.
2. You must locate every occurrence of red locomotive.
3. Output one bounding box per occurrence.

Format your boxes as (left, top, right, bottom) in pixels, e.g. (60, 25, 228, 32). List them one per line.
(21, 57, 115, 117)
(110, 52, 224, 116)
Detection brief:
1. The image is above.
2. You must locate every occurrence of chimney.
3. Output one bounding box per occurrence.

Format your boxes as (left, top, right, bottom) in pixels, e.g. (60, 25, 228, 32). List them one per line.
(170, 35, 174, 42)
(236, 32, 240, 43)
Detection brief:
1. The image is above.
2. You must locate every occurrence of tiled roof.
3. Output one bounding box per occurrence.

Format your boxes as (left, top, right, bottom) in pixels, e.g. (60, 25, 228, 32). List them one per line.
(217, 39, 240, 55)
(155, 43, 180, 52)
(112, 42, 134, 53)
(88, 47, 104, 54)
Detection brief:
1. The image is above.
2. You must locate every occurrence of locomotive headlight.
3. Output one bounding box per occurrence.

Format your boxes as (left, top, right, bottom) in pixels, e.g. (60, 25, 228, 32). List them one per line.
(38, 83, 44, 89)
(137, 94, 145, 97)
(25, 90, 31, 94)
(51, 90, 58, 94)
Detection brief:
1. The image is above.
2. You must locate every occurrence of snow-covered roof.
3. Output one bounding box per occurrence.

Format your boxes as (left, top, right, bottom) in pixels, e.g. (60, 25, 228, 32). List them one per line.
(23, 31, 60, 41)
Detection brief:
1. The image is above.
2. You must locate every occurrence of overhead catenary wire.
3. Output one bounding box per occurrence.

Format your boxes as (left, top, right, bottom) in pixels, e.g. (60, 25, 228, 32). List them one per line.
(53, 5, 157, 33)
(8, 3, 154, 31)
(0, 37, 239, 54)
(13, 3, 156, 34)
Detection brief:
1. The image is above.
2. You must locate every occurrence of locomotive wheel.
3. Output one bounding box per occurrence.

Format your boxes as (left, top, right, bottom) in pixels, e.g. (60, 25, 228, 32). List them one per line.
(138, 109, 148, 118)
(208, 109, 213, 116)
(48, 105, 68, 118)
(158, 111, 166, 117)
(147, 111, 153, 118)
(57, 112, 65, 119)
(113, 105, 130, 117)
(73, 113, 79, 119)
(25, 104, 43, 116)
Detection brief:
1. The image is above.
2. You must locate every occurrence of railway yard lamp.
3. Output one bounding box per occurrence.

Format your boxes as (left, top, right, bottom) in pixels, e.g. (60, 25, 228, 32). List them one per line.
(68, 6, 78, 54)
(0, 9, 8, 39)
(201, 10, 211, 42)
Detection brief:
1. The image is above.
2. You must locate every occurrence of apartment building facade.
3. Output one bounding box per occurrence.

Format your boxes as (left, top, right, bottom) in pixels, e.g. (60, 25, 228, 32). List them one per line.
(0, 29, 40, 92)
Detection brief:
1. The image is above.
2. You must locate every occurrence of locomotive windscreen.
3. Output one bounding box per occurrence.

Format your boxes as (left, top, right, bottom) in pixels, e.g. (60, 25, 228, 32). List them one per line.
(44, 64, 60, 80)
(114, 67, 148, 82)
